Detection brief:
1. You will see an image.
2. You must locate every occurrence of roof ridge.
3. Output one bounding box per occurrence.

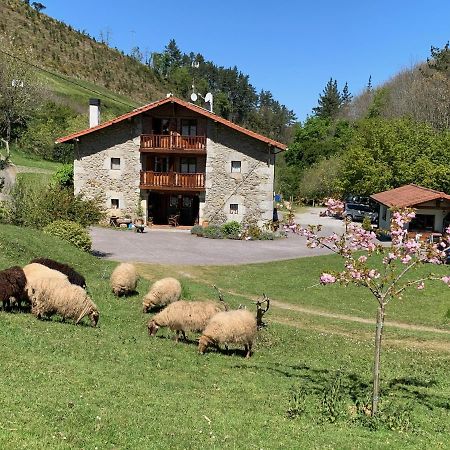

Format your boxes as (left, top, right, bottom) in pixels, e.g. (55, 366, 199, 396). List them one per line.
(408, 183, 446, 195)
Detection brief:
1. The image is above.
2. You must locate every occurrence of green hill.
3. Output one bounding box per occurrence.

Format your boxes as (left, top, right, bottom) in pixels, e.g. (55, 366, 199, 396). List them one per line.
(0, 0, 166, 108)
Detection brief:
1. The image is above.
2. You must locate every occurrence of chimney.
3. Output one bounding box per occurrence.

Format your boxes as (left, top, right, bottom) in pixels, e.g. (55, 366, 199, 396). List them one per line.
(89, 98, 101, 128)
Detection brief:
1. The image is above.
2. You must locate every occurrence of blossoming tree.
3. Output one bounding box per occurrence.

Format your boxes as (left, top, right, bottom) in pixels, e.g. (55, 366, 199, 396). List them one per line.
(289, 199, 450, 416)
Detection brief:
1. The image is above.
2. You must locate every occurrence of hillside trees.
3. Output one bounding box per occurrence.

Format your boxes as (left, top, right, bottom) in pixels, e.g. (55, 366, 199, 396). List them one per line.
(313, 78, 342, 119)
(0, 48, 42, 144)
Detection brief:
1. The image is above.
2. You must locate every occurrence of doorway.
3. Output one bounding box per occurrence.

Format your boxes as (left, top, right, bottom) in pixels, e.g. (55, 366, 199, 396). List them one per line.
(148, 192, 200, 226)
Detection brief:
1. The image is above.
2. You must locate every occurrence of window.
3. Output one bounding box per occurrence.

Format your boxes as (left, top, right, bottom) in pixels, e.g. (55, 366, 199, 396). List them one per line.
(231, 161, 241, 173)
(181, 119, 197, 136)
(230, 204, 239, 214)
(180, 157, 197, 173)
(154, 156, 169, 172)
(382, 206, 387, 221)
(111, 157, 121, 170)
(111, 199, 119, 209)
(409, 214, 435, 232)
(170, 196, 178, 207)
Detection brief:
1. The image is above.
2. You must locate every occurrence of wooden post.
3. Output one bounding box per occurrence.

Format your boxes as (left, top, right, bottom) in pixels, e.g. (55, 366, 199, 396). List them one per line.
(372, 304, 385, 416)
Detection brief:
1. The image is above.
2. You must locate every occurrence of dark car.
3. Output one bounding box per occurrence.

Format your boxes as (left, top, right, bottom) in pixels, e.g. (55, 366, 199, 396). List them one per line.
(343, 203, 378, 223)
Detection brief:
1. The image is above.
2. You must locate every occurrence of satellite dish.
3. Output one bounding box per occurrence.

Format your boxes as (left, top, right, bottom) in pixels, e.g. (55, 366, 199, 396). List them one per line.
(205, 92, 213, 103)
(190, 92, 198, 102)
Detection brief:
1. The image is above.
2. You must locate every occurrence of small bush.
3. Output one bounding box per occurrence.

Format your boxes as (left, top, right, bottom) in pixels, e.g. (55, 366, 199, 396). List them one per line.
(43, 220, 92, 251)
(287, 385, 308, 419)
(376, 228, 391, 241)
(203, 225, 224, 239)
(362, 216, 373, 232)
(260, 231, 276, 240)
(221, 220, 242, 236)
(51, 164, 74, 188)
(190, 225, 204, 236)
(322, 371, 346, 422)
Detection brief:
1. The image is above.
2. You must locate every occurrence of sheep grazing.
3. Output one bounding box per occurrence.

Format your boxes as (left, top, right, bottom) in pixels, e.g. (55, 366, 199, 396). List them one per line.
(30, 258, 86, 288)
(142, 277, 181, 312)
(0, 266, 26, 311)
(198, 309, 257, 358)
(147, 300, 226, 341)
(110, 263, 139, 297)
(30, 277, 99, 326)
(23, 263, 68, 304)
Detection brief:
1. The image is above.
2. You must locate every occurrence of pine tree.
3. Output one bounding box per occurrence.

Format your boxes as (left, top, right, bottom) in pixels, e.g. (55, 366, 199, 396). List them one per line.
(341, 82, 352, 106)
(367, 75, 373, 91)
(313, 78, 341, 119)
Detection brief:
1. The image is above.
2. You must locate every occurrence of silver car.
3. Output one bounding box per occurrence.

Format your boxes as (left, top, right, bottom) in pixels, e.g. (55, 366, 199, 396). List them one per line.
(344, 203, 378, 223)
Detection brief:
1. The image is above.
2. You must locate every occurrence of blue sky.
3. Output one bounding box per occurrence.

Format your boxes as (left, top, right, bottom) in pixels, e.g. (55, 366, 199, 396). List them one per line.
(42, 0, 450, 121)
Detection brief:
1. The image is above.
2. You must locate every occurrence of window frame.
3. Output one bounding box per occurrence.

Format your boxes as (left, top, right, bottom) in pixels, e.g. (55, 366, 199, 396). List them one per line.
(181, 119, 198, 137)
(110, 157, 121, 170)
(230, 203, 239, 215)
(231, 161, 241, 173)
(111, 198, 120, 209)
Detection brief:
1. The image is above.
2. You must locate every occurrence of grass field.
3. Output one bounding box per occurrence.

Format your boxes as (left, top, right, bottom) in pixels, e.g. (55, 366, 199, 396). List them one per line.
(8, 147, 64, 173)
(0, 224, 449, 449)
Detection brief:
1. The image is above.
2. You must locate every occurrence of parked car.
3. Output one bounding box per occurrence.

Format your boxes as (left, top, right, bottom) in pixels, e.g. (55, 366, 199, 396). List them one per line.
(343, 203, 378, 223)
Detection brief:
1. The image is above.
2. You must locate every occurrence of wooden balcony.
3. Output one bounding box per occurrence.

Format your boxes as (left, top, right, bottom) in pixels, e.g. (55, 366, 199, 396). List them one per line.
(140, 134, 206, 154)
(140, 171, 205, 191)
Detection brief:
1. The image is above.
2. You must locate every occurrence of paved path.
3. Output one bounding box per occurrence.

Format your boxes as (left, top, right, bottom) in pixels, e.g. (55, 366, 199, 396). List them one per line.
(90, 208, 347, 266)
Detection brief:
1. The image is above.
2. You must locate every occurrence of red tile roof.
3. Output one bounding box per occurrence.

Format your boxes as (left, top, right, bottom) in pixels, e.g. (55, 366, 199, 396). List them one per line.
(56, 96, 287, 150)
(370, 184, 450, 208)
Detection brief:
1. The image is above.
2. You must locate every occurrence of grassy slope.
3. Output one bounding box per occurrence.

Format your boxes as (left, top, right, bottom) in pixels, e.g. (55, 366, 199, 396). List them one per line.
(0, 225, 449, 449)
(8, 147, 64, 172)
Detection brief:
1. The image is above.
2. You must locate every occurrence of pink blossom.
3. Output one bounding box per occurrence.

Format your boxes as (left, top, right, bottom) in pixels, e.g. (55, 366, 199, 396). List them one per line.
(441, 276, 450, 285)
(320, 273, 336, 284)
(358, 256, 368, 263)
(401, 255, 412, 264)
(417, 282, 424, 290)
(368, 269, 380, 279)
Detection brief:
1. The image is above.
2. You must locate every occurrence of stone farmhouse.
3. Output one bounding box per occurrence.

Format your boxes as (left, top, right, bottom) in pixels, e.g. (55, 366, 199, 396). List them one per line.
(57, 96, 286, 226)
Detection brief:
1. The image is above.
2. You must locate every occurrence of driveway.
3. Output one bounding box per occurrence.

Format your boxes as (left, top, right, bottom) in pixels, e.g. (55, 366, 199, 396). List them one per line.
(90, 208, 346, 266)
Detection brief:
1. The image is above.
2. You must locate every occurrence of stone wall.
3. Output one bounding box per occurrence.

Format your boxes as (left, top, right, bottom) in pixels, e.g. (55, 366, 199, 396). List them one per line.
(74, 118, 142, 217)
(203, 122, 274, 226)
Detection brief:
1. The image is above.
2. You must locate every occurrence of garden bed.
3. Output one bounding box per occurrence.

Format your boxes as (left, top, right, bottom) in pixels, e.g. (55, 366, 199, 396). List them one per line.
(191, 221, 286, 240)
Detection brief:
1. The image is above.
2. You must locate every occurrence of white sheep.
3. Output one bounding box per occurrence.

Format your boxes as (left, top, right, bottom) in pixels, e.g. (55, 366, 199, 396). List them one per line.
(142, 277, 181, 312)
(198, 309, 257, 358)
(30, 277, 99, 326)
(147, 300, 226, 341)
(23, 263, 68, 303)
(110, 263, 138, 296)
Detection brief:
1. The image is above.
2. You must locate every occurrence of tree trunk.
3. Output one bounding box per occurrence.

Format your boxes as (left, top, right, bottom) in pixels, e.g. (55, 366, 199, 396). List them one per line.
(372, 304, 385, 416)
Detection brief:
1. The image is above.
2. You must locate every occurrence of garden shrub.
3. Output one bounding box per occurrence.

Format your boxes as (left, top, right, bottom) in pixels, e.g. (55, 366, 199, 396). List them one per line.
(202, 225, 224, 239)
(260, 231, 276, 240)
(190, 225, 204, 236)
(362, 216, 373, 232)
(43, 220, 92, 252)
(221, 220, 242, 236)
(51, 164, 74, 188)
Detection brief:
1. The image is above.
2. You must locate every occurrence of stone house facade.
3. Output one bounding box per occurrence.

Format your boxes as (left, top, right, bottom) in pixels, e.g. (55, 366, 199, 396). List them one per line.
(57, 96, 286, 227)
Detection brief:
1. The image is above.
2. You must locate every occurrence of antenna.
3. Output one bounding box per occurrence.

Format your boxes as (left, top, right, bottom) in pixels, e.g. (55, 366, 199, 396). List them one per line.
(204, 92, 213, 113)
(190, 92, 198, 102)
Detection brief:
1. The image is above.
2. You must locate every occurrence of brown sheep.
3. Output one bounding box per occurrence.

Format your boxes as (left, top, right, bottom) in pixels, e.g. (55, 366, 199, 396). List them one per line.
(147, 300, 226, 341)
(198, 309, 257, 358)
(30, 258, 86, 288)
(0, 266, 26, 311)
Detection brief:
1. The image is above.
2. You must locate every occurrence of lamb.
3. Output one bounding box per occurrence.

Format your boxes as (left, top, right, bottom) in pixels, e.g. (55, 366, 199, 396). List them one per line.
(142, 277, 181, 312)
(0, 266, 26, 311)
(147, 300, 226, 341)
(110, 263, 139, 296)
(30, 258, 86, 288)
(198, 309, 257, 358)
(29, 277, 99, 326)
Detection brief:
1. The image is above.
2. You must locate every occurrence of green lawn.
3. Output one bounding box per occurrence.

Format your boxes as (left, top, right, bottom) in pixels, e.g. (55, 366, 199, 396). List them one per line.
(0, 224, 449, 449)
(8, 147, 64, 172)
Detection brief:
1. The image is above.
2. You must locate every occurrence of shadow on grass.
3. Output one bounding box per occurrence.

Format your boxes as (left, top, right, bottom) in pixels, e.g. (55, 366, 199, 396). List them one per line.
(234, 362, 450, 410)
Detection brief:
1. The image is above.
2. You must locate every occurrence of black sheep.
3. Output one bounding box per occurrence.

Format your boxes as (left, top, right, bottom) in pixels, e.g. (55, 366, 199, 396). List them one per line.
(0, 266, 26, 311)
(30, 258, 86, 289)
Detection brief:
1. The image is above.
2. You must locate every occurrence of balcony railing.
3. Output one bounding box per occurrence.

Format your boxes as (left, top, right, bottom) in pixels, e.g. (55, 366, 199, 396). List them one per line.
(140, 134, 206, 153)
(140, 171, 205, 190)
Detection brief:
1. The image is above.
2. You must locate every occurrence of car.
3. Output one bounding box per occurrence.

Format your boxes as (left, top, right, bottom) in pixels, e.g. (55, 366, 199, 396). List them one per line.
(343, 202, 378, 223)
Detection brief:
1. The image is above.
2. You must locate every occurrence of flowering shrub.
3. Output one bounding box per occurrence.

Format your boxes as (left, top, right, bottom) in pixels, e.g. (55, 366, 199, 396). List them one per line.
(287, 198, 450, 416)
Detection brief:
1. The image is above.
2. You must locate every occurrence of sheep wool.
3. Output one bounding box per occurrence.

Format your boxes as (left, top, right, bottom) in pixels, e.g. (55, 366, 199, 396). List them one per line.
(110, 263, 138, 296)
(148, 300, 225, 341)
(30, 258, 86, 288)
(142, 277, 181, 312)
(0, 266, 26, 311)
(23, 263, 68, 302)
(198, 309, 257, 358)
(30, 277, 99, 326)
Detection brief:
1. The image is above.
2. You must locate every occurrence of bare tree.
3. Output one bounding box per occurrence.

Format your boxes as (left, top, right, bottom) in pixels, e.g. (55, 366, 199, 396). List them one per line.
(0, 48, 42, 145)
